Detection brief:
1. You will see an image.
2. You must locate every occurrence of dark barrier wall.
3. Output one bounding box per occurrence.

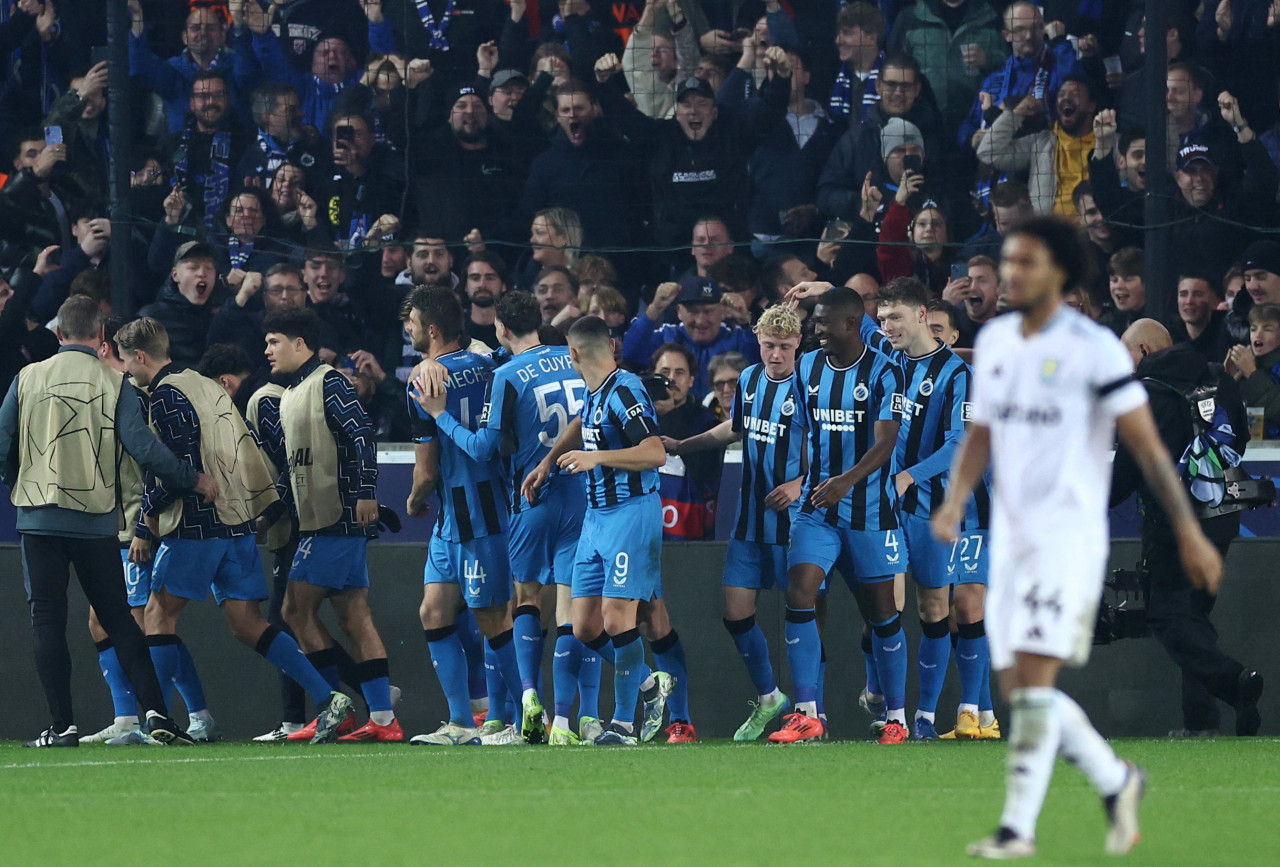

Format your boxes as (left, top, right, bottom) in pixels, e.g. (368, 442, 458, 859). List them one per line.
(1, 540, 1275, 740)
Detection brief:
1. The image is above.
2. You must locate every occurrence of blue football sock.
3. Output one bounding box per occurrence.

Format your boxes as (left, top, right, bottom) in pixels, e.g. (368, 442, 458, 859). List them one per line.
(256, 627, 333, 705)
(917, 618, 952, 715)
(456, 608, 487, 702)
(861, 630, 882, 696)
(304, 647, 342, 691)
(552, 627, 581, 719)
(146, 634, 182, 714)
(610, 629, 646, 725)
(424, 626, 473, 725)
(95, 640, 137, 718)
(487, 629, 526, 711)
(483, 645, 512, 723)
(870, 616, 908, 712)
(578, 638, 602, 720)
(354, 658, 392, 713)
(173, 639, 208, 714)
(724, 616, 776, 697)
(513, 606, 543, 693)
(960, 620, 994, 712)
(784, 607, 820, 705)
(816, 644, 827, 717)
(652, 630, 690, 723)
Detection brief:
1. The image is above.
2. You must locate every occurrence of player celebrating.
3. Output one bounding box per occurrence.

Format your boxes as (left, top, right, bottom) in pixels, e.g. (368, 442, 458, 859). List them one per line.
(770, 286, 908, 744)
(411, 291, 604, 746)
(116, 318, 354, 744)
(402, 288, 526, 746)
(523, 316, 673, 746)
(261, 308, 399, 743)
(876, 277, 995, 740)
(664, 304, 805, 740)
(933, 216, 1222, 858)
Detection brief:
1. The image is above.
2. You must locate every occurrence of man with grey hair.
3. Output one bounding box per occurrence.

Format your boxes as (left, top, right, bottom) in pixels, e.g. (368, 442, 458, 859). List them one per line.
(0, 296, 219, 747)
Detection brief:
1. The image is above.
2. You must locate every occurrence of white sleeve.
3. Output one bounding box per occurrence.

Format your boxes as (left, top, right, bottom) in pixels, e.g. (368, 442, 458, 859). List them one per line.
(1093, 329, 1147, 419)
(969, 325, 999, 425)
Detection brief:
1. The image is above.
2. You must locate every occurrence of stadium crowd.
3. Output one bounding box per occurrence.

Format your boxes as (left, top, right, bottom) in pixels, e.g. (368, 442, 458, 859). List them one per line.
(0, 0, 1273, 759)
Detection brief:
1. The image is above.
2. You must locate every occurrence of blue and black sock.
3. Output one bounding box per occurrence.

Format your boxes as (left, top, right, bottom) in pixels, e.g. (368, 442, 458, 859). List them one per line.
(870, 615, 908, 721)
(254, 625, 333, 706)
(784, 607, 820, 705)
(724, 616, 776, 697)
(424, 625, 472, 726)
(916, 617, 952, 717)
(651, 630, 690, 723)
(456, 608, 487, 703)
(146, 634, 182, 714)
(551, 625, 581, 719)
(512, 605, 543, 693)
(304, 646, 343, 692)
(173, 638, 209, 715)
(609, 629, 646, 726)
(94, 639, 137, 718)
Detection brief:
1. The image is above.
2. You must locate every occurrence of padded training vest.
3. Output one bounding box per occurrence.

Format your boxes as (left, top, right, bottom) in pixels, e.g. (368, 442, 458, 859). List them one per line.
(279, 363, 342, 532)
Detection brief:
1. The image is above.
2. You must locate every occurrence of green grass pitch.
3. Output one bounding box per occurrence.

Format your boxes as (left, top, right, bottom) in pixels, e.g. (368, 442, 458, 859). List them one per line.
(1, 738, 1276, 865)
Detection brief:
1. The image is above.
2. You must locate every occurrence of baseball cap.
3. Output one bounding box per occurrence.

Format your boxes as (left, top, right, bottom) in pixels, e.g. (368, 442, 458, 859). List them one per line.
(676, 76, 715, 102)
(1242, 240, 1280, 277)
(1176, 143, 1215, 172)
(451, 84, 482, 108)
(491, 69, 529, 90)
(676, 274, 721, 306)
(173, 240, 218, 267)
(880, 117, 925, 162)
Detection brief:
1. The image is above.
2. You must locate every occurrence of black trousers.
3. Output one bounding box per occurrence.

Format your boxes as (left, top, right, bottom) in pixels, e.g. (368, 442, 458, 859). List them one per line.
(270, 539, 307, 725)
(20, 533, 166, 731)
(1142, 522, 1244, 731)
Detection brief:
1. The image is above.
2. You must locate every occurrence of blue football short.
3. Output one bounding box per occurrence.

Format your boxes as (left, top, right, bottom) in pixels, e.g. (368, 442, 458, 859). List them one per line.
(424, 532, 513, 609)
(290, 535, 369, 592)
(121, 548, 152, 608)
(723, 539, 789, 591)
(508, 476, 586, 587)
(788, 511, 906, 584)
(573, 492, 662, 601)
(151, 536, 268, 605)
(902, 512, 988, 587)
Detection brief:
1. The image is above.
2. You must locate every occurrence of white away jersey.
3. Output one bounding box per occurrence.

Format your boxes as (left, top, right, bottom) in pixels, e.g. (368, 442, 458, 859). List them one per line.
(970, 308, 1147, 551)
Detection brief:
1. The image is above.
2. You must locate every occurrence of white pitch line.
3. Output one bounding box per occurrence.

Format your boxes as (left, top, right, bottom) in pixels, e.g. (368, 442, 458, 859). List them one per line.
(0, 750, 395, 771)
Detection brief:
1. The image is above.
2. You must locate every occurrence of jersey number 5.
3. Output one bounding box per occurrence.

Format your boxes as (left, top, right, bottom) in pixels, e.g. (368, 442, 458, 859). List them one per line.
(535, 380, 586, 446)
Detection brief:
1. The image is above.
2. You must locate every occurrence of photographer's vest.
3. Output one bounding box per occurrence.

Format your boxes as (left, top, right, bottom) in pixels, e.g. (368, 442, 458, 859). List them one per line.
(246, 382, 292, 550)
(152, 369, 279, 536)
(13, 350, 123, 514)
(279, 363, 343, 533)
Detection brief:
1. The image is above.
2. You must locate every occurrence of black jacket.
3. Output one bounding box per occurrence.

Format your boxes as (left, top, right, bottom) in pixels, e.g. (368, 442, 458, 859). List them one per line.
(138, 282, 215, 365)
(1111, 343, 1248, 542)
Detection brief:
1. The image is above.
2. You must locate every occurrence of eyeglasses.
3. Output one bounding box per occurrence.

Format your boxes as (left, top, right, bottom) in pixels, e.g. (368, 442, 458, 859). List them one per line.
(712, 379, 737, 390)
(879, 78, 916, 92)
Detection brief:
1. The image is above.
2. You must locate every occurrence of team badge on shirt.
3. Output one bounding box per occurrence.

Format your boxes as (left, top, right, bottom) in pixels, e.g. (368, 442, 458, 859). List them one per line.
(919, 378, 934, 396)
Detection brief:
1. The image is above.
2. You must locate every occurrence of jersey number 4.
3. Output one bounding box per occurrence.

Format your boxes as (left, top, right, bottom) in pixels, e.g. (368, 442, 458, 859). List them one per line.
(535, 380, 586, 447)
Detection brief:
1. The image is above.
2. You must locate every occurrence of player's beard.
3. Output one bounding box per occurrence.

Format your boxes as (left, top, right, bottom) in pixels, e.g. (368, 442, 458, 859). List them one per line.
(470, 291, 495, 308)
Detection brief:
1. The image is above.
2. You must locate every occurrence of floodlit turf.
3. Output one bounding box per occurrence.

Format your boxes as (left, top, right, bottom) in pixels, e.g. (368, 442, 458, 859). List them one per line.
(1, 738, 1276, 865)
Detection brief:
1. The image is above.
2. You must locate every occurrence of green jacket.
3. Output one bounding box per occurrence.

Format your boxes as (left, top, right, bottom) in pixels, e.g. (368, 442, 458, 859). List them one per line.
(890, 0, 1007, 124)
(1240, 344, 1280, 436)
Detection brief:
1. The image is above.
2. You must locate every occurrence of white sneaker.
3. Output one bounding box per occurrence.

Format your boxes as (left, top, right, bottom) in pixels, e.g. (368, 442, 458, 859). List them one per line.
(480, 724, 522, 745)
(80, 717, 141, 743)
(105, 730, 163, 746)
(389, 685, 403, 707)
(966, 831, 1036, 859)
(409, 722, 481, 745)
(186, 715, 221, 743)
(1104, 761, 1147, 855)
(253, 723, 303, 742)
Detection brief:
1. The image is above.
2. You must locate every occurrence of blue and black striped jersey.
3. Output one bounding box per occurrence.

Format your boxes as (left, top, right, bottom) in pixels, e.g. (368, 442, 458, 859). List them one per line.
(796, 346, 905, 530)
(861, 313, 893, 356)
(409, 350, 507, 543)
(893, 343, 990, 528)
(730, 363, 805, 545)
(580, 368, 662, 509)
(436, 344, 588, 514)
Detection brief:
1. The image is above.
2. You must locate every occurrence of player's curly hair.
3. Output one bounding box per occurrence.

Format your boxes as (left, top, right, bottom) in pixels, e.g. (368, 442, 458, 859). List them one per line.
(754, 303, 802, 340)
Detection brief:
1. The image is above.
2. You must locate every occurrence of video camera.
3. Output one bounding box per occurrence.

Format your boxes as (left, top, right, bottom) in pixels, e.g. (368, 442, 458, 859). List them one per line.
(1093, 566, 1150, 645)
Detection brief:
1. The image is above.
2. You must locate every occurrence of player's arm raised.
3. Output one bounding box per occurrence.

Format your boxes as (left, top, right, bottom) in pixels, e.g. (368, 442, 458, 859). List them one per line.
(930, 423, 991, 544)
(1115, 406, 1223, 594)
(522, 417, 583, 504)
(665, 418, 739, 455)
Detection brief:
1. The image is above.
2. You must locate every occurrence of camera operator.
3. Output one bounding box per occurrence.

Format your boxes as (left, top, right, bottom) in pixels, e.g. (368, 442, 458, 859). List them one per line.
(1112, 319, 1263, 737)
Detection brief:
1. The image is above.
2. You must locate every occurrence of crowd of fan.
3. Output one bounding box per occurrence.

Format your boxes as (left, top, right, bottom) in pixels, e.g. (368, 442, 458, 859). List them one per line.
(4, 0, 1280, 463)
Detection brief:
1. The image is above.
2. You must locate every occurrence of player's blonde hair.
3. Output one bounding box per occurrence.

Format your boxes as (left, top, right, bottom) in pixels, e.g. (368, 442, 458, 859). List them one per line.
(114, 317, 170, 360)
(754, 303, 802, 340)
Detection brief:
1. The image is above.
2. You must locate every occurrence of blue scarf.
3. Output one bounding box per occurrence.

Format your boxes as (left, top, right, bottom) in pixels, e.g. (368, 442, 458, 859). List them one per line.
(175, 118, 232, 231)
(414, 0, 455, 51)
(552, 13, 600, 52)
(256, 129, 289, 178)
(227, 235, 253, 269)
(830, 62, 853, 121)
